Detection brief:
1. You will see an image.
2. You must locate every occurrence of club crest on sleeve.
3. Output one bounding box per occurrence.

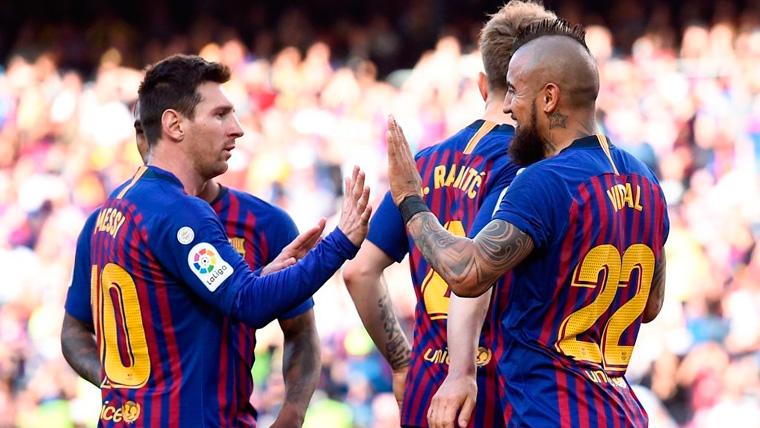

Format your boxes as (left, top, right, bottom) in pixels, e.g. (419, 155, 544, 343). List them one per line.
(177, 226, 195, 245)
(187, 242, 233, 291)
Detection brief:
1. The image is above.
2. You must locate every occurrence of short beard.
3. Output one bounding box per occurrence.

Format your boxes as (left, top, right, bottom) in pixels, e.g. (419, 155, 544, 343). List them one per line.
(508, 103, 551, 167)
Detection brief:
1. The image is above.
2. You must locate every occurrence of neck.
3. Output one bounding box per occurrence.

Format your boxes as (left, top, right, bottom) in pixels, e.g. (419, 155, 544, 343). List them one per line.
(545, 109, 598, 157)
(197, 180, 221, 203)
(482, 91, 515, 126)
(149, 142, 206, 195)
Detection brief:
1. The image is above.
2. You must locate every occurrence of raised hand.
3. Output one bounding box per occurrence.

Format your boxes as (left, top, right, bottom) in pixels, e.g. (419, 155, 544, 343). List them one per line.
(386, 115, 423, 206)
(427, 373, 477, 428)
(260, 218, 327, 275)
(338, 166, 372, 246)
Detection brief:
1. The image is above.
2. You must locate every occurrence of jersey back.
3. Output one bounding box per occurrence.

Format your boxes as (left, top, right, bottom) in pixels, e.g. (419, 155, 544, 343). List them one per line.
(370, 120, 519, 427)
(493, 135, 670, 427)
(210, 187, 311, 428)
(88, 166, 282, 427)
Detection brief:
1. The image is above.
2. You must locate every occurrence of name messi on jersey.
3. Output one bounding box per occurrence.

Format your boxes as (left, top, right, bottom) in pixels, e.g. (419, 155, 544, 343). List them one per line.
(606, 183, 643, 212)
(433, 164, 486, 199)
(94, 207, 126, 238)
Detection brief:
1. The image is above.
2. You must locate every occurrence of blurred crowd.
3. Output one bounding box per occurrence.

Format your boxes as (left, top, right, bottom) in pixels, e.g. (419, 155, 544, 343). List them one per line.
(1, 1, 760, 427)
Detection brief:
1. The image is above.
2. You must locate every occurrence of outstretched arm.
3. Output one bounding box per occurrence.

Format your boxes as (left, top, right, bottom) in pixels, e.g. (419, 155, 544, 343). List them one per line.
(271, 310, 321, 427)
(61, 313, 101, 387)
(405, 215, 533, 297)
(385, 116, 533, 297)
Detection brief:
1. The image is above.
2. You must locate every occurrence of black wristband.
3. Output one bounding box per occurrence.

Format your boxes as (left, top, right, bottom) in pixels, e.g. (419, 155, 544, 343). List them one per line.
(399, 195, 430, 224)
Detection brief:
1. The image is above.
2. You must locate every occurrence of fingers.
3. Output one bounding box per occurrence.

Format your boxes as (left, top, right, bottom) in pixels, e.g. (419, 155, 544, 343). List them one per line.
(457, 395, 476, 428)
(353, 170, 365, 201)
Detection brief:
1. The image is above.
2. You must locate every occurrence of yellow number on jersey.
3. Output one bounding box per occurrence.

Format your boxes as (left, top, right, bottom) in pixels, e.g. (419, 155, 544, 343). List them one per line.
(421, 220, 466, 320)
(556, 244, 655, 370)
(92, 263, 151, 388)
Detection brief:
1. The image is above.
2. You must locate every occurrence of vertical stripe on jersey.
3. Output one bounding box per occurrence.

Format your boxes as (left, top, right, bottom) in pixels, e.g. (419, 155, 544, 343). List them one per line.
(144, 253, 182, 427)
(596, 136, 619, 176)
(554, 359, 572, 427)
(116, 166, 148, 199)
(463, 121, 497, 154)
(127, 216, 160, 428)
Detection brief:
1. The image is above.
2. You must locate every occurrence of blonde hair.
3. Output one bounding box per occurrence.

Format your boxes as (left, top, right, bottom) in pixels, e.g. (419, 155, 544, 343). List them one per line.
(479, 1, 557, 92)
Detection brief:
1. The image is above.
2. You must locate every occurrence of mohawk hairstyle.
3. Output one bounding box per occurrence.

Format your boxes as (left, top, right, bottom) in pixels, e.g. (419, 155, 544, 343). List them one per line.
(511, 18, 589, 56)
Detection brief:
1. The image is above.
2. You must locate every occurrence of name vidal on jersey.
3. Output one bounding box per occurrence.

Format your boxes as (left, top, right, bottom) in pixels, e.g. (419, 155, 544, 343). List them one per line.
(607, 183, 643, 212)
(433, 164, 486, 199)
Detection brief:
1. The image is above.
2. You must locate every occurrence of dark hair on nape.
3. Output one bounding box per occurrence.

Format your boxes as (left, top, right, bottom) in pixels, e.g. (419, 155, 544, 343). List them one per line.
(137, 54, 231, 147)
(511, 18, 589, 56)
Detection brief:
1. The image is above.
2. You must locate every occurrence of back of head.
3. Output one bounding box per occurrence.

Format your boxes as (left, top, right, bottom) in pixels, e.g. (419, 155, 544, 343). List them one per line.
(479, 1, 557, 93)
(137, 54, 231, 147)
(510, 19, 600, 109)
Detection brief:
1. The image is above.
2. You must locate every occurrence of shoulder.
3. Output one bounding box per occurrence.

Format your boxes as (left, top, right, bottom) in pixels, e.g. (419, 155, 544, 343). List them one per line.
(227, 188, 297, 232)
(612, 146, 659, 180)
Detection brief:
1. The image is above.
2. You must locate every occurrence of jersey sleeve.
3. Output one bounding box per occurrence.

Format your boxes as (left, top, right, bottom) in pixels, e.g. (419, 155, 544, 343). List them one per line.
(64, 209, 100, 325)
(367, 191, 408, 263)
(269, 208, 315, 320)
(491, 165, 564, 250)
(151, 197, 357, 328)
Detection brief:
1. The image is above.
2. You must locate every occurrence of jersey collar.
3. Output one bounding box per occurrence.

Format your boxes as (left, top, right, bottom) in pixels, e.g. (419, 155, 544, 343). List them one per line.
(561, 134, 613, 152)
(143, 165, 185, 188)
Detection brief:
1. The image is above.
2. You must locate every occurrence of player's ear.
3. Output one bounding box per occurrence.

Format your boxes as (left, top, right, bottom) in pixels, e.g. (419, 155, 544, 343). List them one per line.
(541, 83, 560, 114)
(477, 72, 488, 102)
(161, 109, 184, 142)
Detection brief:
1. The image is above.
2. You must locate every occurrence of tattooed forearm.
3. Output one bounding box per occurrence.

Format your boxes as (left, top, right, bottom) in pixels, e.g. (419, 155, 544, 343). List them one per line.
(643, 257, 667, 323)
(407, 213, 534, 297)
(279, 311, 320, 423)
(378, 291, 411, 370)
(61, 313, 102, 386)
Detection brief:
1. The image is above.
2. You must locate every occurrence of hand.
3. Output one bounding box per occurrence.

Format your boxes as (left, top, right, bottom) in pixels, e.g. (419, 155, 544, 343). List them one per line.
(391, 365, 408, 411)
(338, 166, 372, 246)
(260, 219, 327, 275)
(386, 115, 423, 206)
(427, 373, 477, 428)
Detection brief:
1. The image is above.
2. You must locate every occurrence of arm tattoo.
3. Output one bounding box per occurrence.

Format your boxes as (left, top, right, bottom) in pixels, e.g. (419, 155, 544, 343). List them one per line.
(549, 110, 568, 129)
(280, 312, 320, 418)
(61, 314, 102, 387)
(378, 291, 410, 370)
(407, 213, 534, 296)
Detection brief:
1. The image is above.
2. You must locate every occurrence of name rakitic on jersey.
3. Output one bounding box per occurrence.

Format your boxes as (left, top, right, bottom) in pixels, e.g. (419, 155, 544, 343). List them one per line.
(433, 163, 486, 199)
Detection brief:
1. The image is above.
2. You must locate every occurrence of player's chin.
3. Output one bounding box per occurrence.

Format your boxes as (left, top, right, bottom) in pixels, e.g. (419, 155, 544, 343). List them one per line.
(210, 160, 229, 177)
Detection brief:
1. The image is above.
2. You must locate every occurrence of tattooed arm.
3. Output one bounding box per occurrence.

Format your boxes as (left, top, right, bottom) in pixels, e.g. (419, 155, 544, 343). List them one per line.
(344, 241, 411, 406)
(61, 313, 102, 387)
(272, 310, 320, 427)
(406, 214, 534, 297)
(642, 257, 666, 323)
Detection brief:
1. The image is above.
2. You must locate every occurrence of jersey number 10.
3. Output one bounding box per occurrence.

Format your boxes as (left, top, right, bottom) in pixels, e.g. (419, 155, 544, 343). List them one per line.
(91, 263, 151, 389)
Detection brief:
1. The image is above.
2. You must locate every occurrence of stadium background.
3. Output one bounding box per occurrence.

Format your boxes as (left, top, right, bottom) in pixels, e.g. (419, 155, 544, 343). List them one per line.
(1, 0, 759, 426)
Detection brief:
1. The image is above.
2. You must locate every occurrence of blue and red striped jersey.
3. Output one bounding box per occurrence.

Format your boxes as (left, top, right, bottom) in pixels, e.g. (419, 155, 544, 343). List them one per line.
(78, 165, 354, 427)
(369, 120, 519, 427)
(209, 186, 313, 427)
(65, 185, 313, 427)
(492, 135, 670, 427)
